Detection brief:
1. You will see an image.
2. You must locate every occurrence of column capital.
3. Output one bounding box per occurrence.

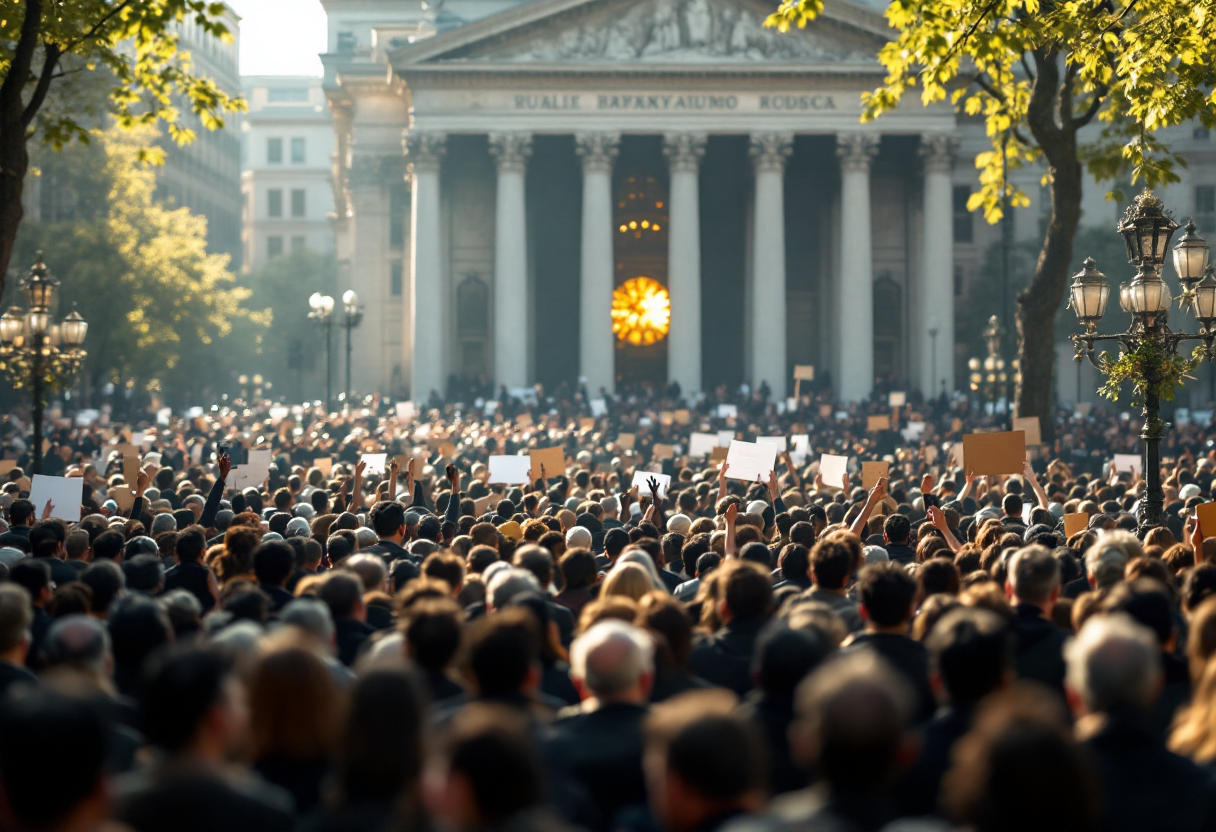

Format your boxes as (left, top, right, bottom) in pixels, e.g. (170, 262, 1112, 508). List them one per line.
(489, 132, 533, 174)
(749, 132, 793, 173)
(403, 131, 446, 174)
(663, 132, 707, 173)
(919, 133, 960, 174)
(575, 132, 620, 174)
(835, 132, 880, 173)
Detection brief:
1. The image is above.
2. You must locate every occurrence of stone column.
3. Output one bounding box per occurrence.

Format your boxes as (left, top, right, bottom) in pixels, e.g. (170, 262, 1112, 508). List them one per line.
(749, 132, 793, 399)
(575, 132, 620, 396)
(406, 132, 446, 405)
(663, 132, 706, 397)
(920, 134, 958, 398)
(489, 132, 532, 391)
(347, 154, 395, 395)
(835, 132, 880, 402)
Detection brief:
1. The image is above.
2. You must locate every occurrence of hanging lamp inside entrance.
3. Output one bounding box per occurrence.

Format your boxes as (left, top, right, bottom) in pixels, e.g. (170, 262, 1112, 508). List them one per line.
(612, 277, 670, 346)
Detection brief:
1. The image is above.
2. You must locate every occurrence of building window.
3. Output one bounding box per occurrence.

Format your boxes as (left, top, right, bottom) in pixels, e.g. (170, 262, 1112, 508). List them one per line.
(1195, 127, 1211, 141)
(336, 31, 356, 51)
(952, 186, 973, 243)
(268, 189, 282, 218)
(267, 138, 282, 164)
(1197, 186, 1216, 233)
(291, 138, 306, 164)
(268, 87, 309, 104)
(268, 236, 283, 259)
(291, 236, 306, 252)
(291, 188, 305, 217)
(389, 183, 407, 249)
(954, 265, 964, 297)
(390, 260, 403, 297)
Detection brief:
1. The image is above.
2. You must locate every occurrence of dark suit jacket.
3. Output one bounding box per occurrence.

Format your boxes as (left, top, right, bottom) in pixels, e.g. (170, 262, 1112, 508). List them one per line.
(845, 631, 936, 724)
(1011, 603, 1068, 699)
(334, 617, 375, 667)
(116, 765, 294, 832)
(544, 702, 649, 831)
(688, 615, 769, 696)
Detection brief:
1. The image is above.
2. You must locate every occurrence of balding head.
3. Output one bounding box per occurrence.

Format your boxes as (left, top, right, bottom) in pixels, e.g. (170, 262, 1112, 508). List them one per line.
(43, 615, 111, 676)
(1065, 613, 1161, 714)
(570, 620, 654, 701)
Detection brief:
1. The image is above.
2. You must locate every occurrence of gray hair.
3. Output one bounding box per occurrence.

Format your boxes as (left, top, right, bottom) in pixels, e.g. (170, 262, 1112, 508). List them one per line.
(161, 589, 203, 618)
(487, 567, 541, 610)
(570, 620, 654, 697)
(0, 583, 33, 654)
(600, 495, 620, 514)
(1065, 612, 1161, 713)
(1008, 545, 1061, 604)
(150, 513, 177, 536)
(43, 614, 110, 676)
(345, 554, 388, 593)
(280, 597, 336, 645)
(354, 527, 379, 549)
(1084, 538, 1133, 590)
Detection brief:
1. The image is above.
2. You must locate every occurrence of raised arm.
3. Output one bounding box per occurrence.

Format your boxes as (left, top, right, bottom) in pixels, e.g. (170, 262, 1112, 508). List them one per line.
(847, 477, 887, 540)
(199, 453, 230, 528)
(723, 501, 738, 557)
(1023, 458, 1050, 511)
(927, 505, 962, 554)
(444, 464, 462, 527)
(717, 461, 730, 504)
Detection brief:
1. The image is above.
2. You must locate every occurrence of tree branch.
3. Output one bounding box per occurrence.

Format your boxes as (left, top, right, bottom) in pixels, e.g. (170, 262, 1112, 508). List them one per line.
(63, 0, 139, 52)
(0, 0, 44, 119)
(1059, 61, 1079, 125)
(942, 0, 1005, 65)
(1026, 47, 1064, 159)
(1020, 53, 1036, 83)
(22, 42, 62, 126)
(1069, 86, 1107, 131)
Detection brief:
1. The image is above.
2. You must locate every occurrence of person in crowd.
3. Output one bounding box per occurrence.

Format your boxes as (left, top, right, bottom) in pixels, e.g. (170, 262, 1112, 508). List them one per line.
(688, 561, 773, 696)
(1005, 544, 1069, 699)
(0, 583, 37, 698)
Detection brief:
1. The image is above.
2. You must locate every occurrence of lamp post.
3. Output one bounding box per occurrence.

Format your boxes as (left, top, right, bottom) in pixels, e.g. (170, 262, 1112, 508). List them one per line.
(0, 253, 88, 473)
(1069, 192, 1216, 535)
(968, 315, 1018, 413)
(308, 292, 335, 412)
(340, 289, 363, 404)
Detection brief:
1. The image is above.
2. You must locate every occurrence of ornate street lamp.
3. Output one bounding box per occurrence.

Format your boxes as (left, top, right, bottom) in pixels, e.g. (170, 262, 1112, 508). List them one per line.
(0, 253, 88, 473)
(308, 292, 335, 412)
(969, 315, 1018, 413)
(341, 289, 363, 405)
(1071, 190, 1216, 535)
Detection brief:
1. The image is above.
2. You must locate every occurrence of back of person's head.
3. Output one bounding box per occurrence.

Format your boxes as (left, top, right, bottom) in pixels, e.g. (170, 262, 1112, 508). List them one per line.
(142, 647, 233, 753)
(345, 554, 389, 593)
(1002, 493, 1022, 518)
(559, 548, 597, 590)
(0, 691, 109, 832)
(176, 527, 207, 563)
(943, 685, 1098, 832)
(317, 571, 364, 619)
(1008, 545, 1060, 605)
(335, 666, 427, 805)
(810, 539, 853, 590)
(720, 560, 772, 620)
(466, 607, 538, 697)
(402, 598, 463, 674)
(249, 646, 339, 761)
(108, 595, 172, 673)
(280, 597, 335, 645)
(440, 703, 545, 825)
(644, 690, 767, 816)
(927, 607, 1013, 705)
(29, 523, 60, 559)
(8, 560, 49, 603)
(883, 514, 910, 544)
(467, 544, 500, 575)
(0, 583, 33, 656)
(569, 619, 654, 698)
(123, 554, 164, 594)
(253, 540, 296, 586)
(80, 560, 125, 615)
(793, 651, 912, 792)
(91, 529, 125, 561)
(65, 528, 90, 560)
(752, 623, 830, 697)
(7, 499, 34, 527)
(486, 567, 540, 610)
(1065, 612, 1161, 714)
(370, 500, 407, 538)
(1098, 578, 1174, 646)
(423, 551, 466, 590)
(858, 562, 917, 628)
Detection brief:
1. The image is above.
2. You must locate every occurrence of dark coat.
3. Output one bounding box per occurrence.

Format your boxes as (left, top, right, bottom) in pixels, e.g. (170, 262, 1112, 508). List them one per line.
(688, 615, 769, 696)
(1010, 603, 1068, 699)
(845, 632, 936, 724)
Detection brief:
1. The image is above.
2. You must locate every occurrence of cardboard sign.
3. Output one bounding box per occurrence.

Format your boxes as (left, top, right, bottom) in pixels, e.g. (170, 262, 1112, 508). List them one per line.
(724, 440, 778, 482)
(123, 455, 140, 486)
(710, 446, 729, 462)
(867, 415, 891, 432)
(1064, 512, 1089, 539)
(756, 436, 788, 451)
(717, 404, 739, 420)
(1197, 503, 1216, 540)
(862, 460, 890, 490)
(790, 434, 810, 465)
(473, 495, 493, 516)
(29, 475, 82, 522)
(488, 455, 531, 484)
(888, 391, 907, 407)
(312, 458, 333, 478)
(653, 443, 675, 461)
(1013, 416, 1042, 447)
(659, 411, 675, 426)
(674, 409, 692, 425)
(962, 431, 1027, 476)
(717, 430, 735, 447)
(0, 460, 16, 475)
(689, 432, 718, 458)
(109, 485, 136, 513)
(395, 401, 416, 421)
(1112, 454, 1142, 475)
(438, 442, 457, 458)
(819, 454, 849, 487)
(589, 398, 608, 417)
(794, 365, 815, 381)
(949, 442, 965, 468)
(631, 471, 672, 498)
(617, 433, 636, 451)
(516, 412, 534, 428)
(529, 447, 566, 479)
(579, 417, 596, 432)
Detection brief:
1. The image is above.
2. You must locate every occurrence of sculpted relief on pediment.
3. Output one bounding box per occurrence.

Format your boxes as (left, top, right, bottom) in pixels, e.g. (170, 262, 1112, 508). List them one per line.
(459, 0, 878, 63)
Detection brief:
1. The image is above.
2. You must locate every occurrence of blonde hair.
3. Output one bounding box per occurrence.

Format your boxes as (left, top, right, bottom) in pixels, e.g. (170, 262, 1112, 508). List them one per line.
(601, 562, 655, 602)
(1171, 658, 1216, 763)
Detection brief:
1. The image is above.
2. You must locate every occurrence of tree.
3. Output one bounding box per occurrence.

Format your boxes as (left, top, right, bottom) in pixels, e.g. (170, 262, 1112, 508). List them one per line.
(768, 0, 1216, 441)
(0, 0, 243, 297)
(12, 126, 269, 406)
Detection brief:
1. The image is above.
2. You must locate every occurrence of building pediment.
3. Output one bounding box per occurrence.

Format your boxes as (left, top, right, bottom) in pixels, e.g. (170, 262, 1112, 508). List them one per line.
(390, 0, 889, 69)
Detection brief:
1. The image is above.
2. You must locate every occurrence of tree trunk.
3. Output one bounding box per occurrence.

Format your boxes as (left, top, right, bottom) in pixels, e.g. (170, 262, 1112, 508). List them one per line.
(0, 133, 29, 294)
(1016, 155, 1083, 445)
(0, 0, 44, 299)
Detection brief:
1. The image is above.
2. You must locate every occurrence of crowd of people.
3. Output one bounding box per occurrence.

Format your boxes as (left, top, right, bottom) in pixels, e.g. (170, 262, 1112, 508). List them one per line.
(1, 383, 1216, 832)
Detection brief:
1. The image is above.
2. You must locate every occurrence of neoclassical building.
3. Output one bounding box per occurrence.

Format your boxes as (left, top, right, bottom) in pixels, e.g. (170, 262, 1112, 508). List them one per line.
(319, 0, 1216, 404)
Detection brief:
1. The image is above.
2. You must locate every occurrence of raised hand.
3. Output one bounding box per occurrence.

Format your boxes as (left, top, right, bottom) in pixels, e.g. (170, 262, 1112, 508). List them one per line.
(920, 472, 934, 495)
(768, 469, 779, 498)
(725, 501, 738, 525)
(41, 500, 54, 520)
(218, 452, 231, 481)
(928, 504, 948, 531)
(719, 461, 729, 481)
(446, 463, 460, 491)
